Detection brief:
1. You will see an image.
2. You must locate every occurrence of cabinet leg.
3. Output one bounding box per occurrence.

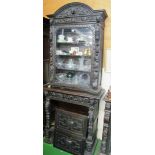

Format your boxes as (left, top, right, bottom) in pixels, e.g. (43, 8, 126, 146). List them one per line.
(44, 98, 51, 143)
(85, 104, 96, 155)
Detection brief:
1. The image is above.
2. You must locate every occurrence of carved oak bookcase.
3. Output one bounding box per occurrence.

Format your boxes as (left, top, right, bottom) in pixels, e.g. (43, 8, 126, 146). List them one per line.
(43, 2, 107, 155)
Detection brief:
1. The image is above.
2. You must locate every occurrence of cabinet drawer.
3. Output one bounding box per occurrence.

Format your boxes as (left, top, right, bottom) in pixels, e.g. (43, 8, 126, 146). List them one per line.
(54, 130, 86, 155)
(55, 108, 88, 137)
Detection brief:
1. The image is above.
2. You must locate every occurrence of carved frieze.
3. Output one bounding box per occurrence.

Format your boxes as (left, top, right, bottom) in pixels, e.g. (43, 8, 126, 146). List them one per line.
(47, 91, 98, 107)
(53, 16, 102, 24)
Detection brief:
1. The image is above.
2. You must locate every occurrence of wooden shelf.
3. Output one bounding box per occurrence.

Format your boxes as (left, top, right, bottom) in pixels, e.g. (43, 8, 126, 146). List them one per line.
(56, 67, 91, 73)
(56, 54, 91, 57)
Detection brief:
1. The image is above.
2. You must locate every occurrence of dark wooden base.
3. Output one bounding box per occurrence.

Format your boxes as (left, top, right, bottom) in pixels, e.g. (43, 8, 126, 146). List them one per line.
(43, 85, 105, 155)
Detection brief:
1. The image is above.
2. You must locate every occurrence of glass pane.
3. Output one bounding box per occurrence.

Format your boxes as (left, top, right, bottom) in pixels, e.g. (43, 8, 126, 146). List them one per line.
(54, 27, 93, 88)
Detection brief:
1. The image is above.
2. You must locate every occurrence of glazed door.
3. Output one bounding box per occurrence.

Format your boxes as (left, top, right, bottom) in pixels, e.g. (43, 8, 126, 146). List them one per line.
(52, 25, 95, 90)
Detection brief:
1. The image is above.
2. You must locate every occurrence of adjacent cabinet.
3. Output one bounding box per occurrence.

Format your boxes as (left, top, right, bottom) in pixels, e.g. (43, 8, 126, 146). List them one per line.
(44, 2, 107, 155)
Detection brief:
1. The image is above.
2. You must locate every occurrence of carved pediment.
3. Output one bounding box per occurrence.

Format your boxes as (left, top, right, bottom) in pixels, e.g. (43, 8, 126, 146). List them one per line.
(47, 2, 108, 24)
(54, 2, 94, 18)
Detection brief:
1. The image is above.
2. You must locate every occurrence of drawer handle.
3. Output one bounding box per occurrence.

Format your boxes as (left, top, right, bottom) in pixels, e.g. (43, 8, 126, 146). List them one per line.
(66, 140, 72, 144)
(69, 121, 74, 125)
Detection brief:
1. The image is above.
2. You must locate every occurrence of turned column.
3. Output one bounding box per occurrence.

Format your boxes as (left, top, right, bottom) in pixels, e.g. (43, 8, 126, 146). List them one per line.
(85, 99, 96, 155)
(44, 97, 51, 143)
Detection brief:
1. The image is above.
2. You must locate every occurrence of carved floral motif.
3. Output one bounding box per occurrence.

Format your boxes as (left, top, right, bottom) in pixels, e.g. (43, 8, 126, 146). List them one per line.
(48, 91, 97, 107)
(56, 6, 92, 18)
(53, 16, 100, 24)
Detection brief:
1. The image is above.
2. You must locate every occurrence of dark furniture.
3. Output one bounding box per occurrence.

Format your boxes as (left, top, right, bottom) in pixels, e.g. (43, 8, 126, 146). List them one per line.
(47, 2, 107, 94)
(44, 85, 105, 155)
(43, 17, 50, 60)
(100, 89, 111, 155)
(43, 17, 50, 134)
(43, 2, 107, 155)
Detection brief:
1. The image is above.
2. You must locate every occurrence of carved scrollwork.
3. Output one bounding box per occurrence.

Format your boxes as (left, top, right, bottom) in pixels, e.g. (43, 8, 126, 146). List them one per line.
(104, 110, 111, 123)
(49, 26, 55, 82)
(56, 6, 92, 18)
(47, 91, 99, 108)
(94, 24, 100, 31)
(90, 24, 101, 90)
(54, 16, 100, 24)
(54, 3, 93, 18)
(86, 105, 95, 152)
(44, 98, 52, 142)
(73, 96, 78, 102)
(47, 2, 107, 25)
(103, 123, 109, 137)
(95, 31, 100, 40)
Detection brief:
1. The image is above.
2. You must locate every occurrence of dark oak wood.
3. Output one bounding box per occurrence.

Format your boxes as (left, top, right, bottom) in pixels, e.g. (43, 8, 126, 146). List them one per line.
(44, 84, 104, 99)
(47, 2, 107, 94)
(43, 17, 50, 84)
(43, 2, 107, 155)
(43, 17, 50, 60)
(44, 85, 105, 155)
(100, 89, 111, 155)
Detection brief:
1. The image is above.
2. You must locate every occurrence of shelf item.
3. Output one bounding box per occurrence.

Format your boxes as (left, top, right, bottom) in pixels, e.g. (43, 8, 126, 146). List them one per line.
(55, 57, 91, 73)
(55, 71, 90, 87)
(56, 48, 91, 56)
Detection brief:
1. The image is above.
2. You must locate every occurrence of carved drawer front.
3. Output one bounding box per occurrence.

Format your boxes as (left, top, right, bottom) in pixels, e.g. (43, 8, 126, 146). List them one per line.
(55, 108, 88, 137)
(54, 130, 85, 155)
